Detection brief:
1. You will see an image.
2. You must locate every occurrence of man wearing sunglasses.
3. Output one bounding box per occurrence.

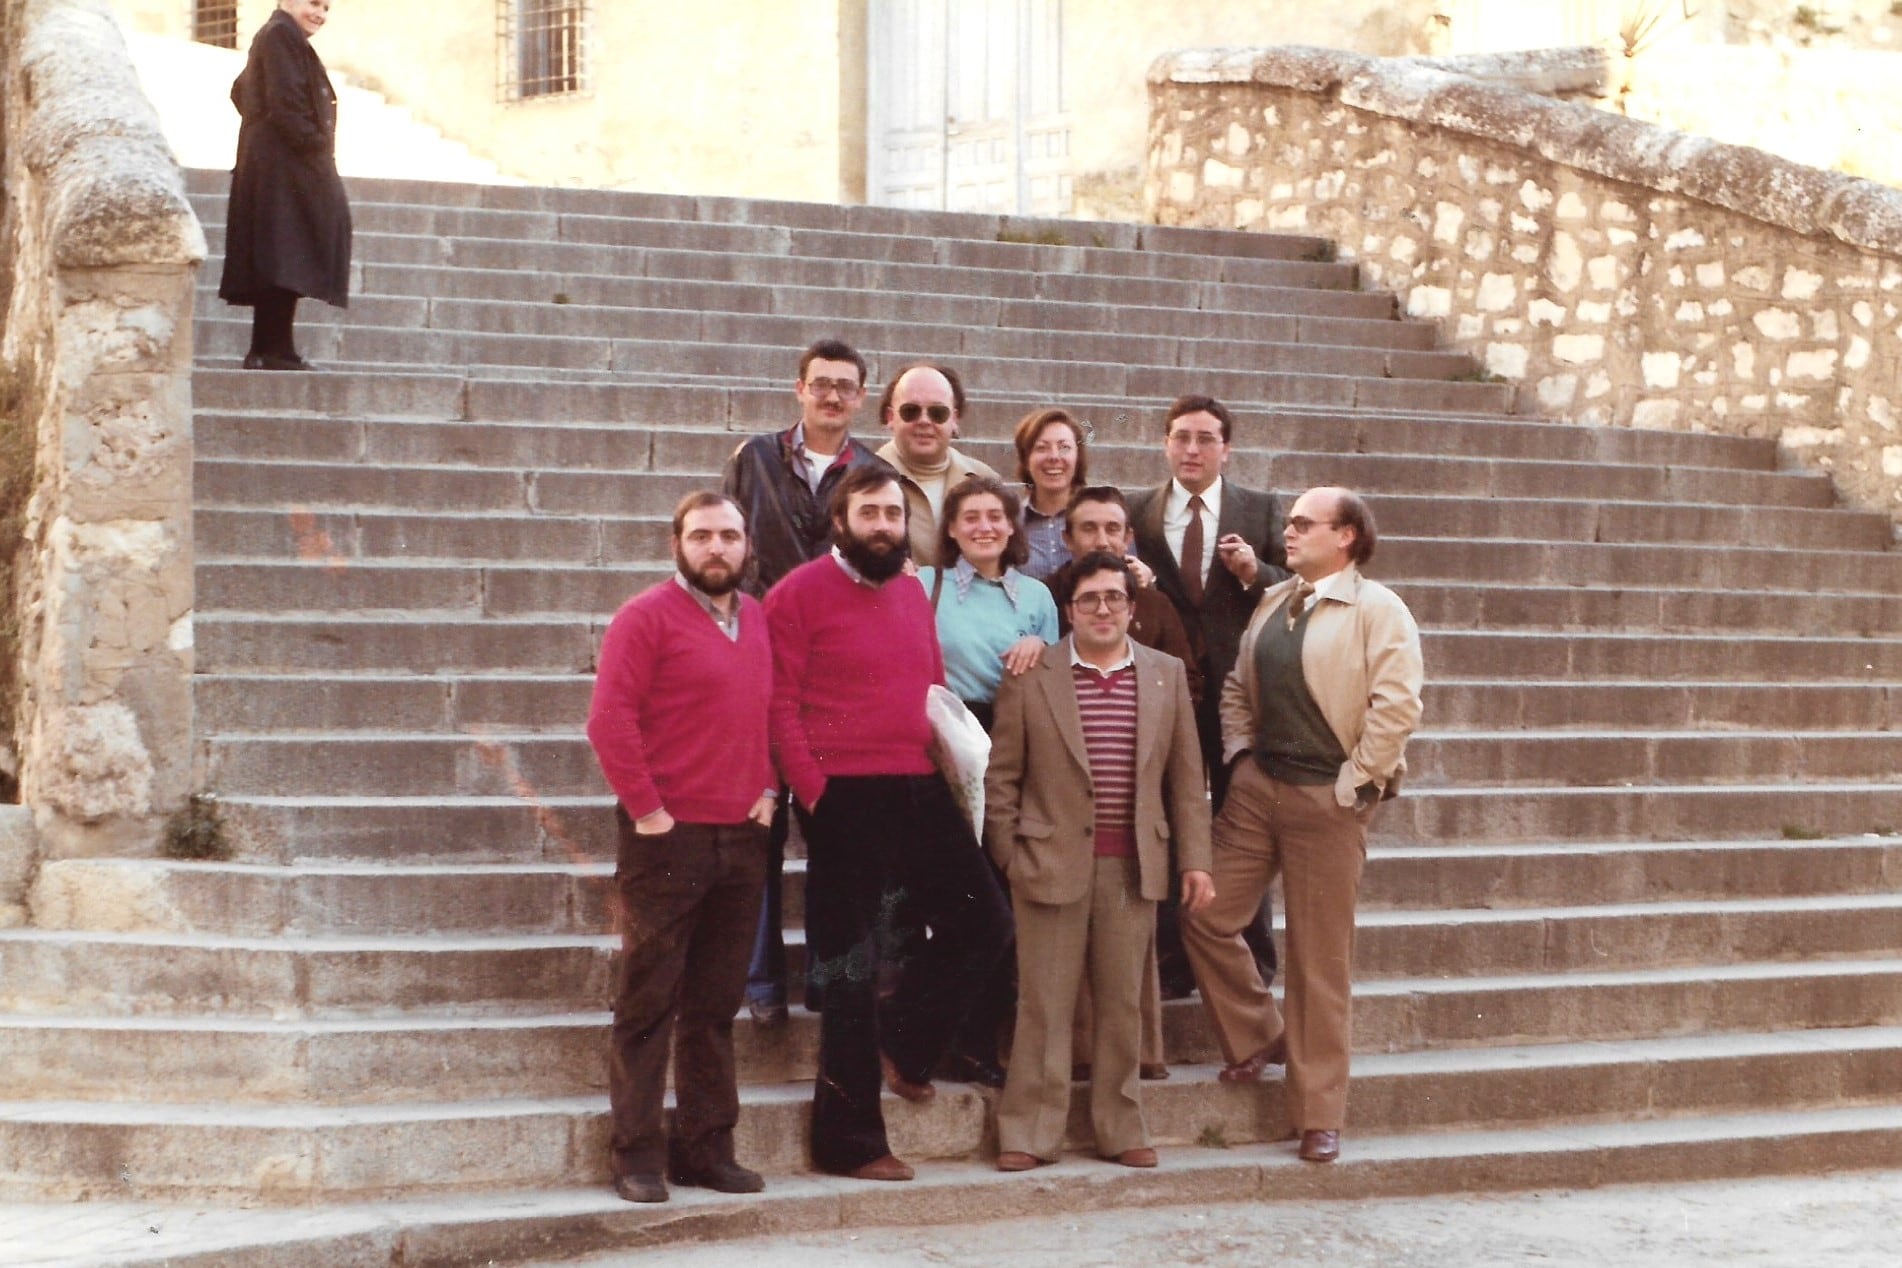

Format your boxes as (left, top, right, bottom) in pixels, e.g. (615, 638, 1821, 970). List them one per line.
(723, 338, 893, 1027)
(1180, 486, 1423, 1167)
(984, 551, 1212, 1173)
(874, 362, 1000, 564)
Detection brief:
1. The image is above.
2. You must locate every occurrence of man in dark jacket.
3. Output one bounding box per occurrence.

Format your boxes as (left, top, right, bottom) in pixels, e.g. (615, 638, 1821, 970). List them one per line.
(722, 338, 891, 1024)
(218, 0, 352, 371)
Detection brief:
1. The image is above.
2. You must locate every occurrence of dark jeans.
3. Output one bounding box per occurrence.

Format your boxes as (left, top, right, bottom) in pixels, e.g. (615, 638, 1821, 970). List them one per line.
(799, 772, 1014, 1174)
(1157, 715, 1278, 994)
(608, 809, 768, 1179)
(744, 792, 792, 1008)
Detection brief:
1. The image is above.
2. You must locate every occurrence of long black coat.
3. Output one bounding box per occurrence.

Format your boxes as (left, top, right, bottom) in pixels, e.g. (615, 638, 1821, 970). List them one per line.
(217, 9, 352, 308)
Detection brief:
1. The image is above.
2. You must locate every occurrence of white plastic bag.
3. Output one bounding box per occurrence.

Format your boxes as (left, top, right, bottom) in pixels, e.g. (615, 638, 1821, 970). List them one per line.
(925, 684, 989, 836)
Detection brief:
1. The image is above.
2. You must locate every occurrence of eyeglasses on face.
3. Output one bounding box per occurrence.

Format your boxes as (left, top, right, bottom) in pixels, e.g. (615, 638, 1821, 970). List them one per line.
(895, 402, 954, 425)
(1070, 590, 1131, 613)
(1285, 516, 1342, 535)
(803, 377, 863, 400)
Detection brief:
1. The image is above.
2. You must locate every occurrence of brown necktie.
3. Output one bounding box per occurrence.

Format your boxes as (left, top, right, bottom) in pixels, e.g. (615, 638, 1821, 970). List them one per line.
(1287, 580, 1315, 627)
(1181, 495, 1206, 607)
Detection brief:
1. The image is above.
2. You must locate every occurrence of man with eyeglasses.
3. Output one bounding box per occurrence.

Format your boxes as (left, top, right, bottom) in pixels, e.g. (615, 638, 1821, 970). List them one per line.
(723, 338, 892, 1026)
(874, 362, 1000, 563)
(1180, 486, 1423, 1167)
(985, 551, 1212, 1173)
(1127, 394, 1288, 999)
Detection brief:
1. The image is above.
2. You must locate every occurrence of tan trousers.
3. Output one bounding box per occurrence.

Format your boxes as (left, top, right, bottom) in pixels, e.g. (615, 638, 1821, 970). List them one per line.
(1072, 931, 1165, 1067)
(997, 855, 1155, 1160)
(1181, 761, 1367, 1132)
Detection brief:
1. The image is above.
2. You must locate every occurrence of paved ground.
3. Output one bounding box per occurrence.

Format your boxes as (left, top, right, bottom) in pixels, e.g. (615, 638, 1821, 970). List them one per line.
(8, 1168, 1901, 1265)
(543, 1169, 1902, 1267)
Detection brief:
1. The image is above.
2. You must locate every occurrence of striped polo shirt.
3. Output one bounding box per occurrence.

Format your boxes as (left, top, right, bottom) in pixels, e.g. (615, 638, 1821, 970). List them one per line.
(1072, 644, 1139, 858)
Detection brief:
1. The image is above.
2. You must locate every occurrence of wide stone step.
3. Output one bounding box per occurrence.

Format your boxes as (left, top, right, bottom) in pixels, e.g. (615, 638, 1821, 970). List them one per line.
(18, 1103, 1902, 1262)
(27, 838, 1902, 940)
(194, 672, 593, 735)
(184, 167, 1327, 261)
(1429, 680, 1902, 730)
(193, 216, 1362, 294)
(192, 561, 1902, 636)
(1385, 782, 1902, 844)
(191, 450, 1835, 522)
(196, 308, 1462, 383)
(216, 794, 618, 864)
(192, 728, 1902, 800)
(5, 1027, 1902, 1199)
(191, 403, 1781, 473)
(195, 286, 1449, 354)
(191, 615, 1902, 679)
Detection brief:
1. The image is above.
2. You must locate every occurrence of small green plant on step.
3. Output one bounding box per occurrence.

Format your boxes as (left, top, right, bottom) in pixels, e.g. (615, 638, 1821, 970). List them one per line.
(996, 229, 1071, 247)
(551, 292, 572, 305)
(1779, 823, 1826, 841)
(1196, 1124, 1230, 1149)
(163, 794, 232, 861)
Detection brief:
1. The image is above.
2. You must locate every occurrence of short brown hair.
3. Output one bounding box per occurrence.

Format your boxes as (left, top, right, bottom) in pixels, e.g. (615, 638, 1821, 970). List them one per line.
(1066, 550, 1132, 598)
(798, 338, 867, 385)
(1164, 394, 1234, 443)
(1063, 484, 1128, 523)
(1332, 490, 1378, 565)
(936, 476, 1029, 571)
(828, 461, 904, 526)
(671, 490, 744, 538)
(1011, 407, 1088, 488)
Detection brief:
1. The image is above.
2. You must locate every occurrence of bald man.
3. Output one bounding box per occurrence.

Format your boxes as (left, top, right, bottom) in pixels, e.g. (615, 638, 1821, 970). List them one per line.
(873, 362, 1000, 563)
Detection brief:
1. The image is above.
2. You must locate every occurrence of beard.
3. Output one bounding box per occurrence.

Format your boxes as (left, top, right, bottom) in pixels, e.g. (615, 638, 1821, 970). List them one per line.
(837, 526, 908, 582)
(677, 549, 746, 596)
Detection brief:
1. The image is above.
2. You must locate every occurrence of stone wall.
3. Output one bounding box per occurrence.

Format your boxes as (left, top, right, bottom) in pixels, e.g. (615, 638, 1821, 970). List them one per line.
(1146, 46, 1902, 534)
(1, 0, 202, 883)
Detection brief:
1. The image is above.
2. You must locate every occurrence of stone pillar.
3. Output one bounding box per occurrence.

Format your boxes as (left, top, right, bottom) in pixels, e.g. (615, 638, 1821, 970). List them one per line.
(4, 0, 206, 862)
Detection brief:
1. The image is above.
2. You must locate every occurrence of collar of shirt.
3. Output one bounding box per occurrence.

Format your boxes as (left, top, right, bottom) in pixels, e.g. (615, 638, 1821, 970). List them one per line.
(1067, 634, 1135, 674)
(1305, 566, 1350, 606)
(1164, 475, 1224, 527)
(950, 555, 1022, 604)
(830, 544, 889, 588)
(790, 421, 847, 475)
(674, 572, 741, 635)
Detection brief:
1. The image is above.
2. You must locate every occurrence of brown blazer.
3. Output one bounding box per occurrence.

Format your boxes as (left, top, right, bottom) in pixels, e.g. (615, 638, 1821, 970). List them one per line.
(984, 637, 1212, 906)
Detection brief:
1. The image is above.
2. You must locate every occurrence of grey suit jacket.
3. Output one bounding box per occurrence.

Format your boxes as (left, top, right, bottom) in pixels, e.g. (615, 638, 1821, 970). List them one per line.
(983, 638, 1211, 906)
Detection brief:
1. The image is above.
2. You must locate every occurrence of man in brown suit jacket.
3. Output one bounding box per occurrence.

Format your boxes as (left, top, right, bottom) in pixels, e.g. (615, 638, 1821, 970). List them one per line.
(984, 553, 1214, 1171)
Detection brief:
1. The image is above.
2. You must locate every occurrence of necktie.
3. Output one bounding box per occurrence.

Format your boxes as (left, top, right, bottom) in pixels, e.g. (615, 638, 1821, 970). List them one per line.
(1287, 581, 1315, 627)
(1181, 495, 1206, 607)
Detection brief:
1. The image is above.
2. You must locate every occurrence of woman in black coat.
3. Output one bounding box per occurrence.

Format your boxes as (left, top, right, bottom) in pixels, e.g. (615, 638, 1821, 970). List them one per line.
(217, 0, 352, 371)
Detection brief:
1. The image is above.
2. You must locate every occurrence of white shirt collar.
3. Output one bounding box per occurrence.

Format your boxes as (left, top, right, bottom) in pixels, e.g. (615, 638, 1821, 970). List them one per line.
(1164, 476, 1224, 523)
(1067, 634, 1135, 674)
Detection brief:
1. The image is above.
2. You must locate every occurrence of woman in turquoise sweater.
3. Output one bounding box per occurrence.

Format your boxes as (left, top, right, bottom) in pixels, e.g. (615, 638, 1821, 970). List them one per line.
(917, 477, 1060, 732)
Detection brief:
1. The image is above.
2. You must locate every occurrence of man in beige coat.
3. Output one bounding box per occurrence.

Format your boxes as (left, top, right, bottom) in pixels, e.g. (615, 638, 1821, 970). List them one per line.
(873, 362, 1000, 563)
(984, 552, 1215, 1171)
(1181, 486, 1423, 1166)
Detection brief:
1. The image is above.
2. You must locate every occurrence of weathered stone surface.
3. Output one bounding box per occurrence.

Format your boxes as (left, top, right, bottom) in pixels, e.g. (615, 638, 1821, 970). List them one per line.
(0, 809, 37, 930)
(1147, 44, 1902, 529)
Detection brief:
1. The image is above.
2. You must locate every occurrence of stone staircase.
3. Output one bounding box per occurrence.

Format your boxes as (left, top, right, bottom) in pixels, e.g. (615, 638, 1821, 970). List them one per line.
(2, 167, 1901, 1259)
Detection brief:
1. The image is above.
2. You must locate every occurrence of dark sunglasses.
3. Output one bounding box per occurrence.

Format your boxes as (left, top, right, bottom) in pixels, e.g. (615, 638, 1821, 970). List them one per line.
(895, 402, 953, 425)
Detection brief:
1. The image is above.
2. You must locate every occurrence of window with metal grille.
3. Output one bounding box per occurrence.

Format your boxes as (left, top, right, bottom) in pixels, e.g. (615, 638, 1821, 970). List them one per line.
(193, 0, 239, 49)
(497, 0, 588, 101)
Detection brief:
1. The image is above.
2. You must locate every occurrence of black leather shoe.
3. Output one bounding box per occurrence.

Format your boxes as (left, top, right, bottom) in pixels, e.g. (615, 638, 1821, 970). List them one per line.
(613, 1173, 667, 1203)
(244, 352, 316, 371)
(940, 1053, 1006, 1089)
(746, 997, 787, 1028)
(668, 1160, 764, 1194)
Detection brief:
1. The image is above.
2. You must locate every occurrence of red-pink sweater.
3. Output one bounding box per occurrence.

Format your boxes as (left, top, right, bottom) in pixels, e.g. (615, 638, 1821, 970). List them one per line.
(586, 580, 774, 824)
(765, 556, 945, 809)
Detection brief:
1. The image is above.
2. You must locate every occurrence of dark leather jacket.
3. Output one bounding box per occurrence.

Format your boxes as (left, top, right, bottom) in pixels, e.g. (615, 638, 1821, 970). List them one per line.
(722, 426, 891, 597)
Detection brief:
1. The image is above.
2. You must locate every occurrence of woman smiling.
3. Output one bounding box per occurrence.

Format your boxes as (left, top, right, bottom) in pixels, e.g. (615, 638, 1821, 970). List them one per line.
(1012, 407, 1089, 583)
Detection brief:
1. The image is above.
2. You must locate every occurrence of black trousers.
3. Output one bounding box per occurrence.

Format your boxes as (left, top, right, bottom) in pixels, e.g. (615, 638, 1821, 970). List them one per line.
(247, 285, 300, 358)
(799, 772, 1014, 1174)
(608, 810, 768, 1178)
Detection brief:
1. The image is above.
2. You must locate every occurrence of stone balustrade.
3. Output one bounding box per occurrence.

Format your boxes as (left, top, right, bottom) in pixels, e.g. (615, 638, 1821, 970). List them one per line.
(1, 0, 203, 892)
(1147, 45, 1902, 535)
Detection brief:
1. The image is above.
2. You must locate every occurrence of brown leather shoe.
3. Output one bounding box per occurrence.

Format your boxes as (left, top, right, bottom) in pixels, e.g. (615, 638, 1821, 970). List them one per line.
(881, 1052, 936, 1103)
(848, 1154, 916, 1181)
(996, 1150, 1048, 1172)
(1108, 1146, 1158, 1168)
(1299, 1129, 1340, 1163)
(1217, 1034, 1288, 1083)
(1140, 1062, 1170, 1080)
(613, 1173, 667, 1203)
